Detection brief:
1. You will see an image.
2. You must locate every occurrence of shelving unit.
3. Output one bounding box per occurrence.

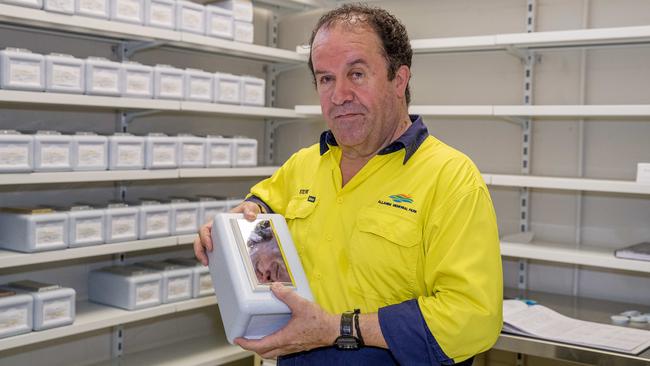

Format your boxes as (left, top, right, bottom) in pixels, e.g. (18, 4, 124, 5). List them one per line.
(483, 174, 650, 195)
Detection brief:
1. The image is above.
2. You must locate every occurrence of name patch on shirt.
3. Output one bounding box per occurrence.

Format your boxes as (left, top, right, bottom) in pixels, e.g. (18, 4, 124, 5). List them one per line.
(378, 194, 417, 213)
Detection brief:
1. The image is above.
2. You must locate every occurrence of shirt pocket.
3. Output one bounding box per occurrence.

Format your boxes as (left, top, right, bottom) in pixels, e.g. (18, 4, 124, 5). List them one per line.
(284, 195, 318, 253)
(350, 207, 422, 308)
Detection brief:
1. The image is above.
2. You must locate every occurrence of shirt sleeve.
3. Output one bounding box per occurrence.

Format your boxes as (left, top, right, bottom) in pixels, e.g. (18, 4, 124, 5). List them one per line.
(246, 151, 301, 215)
(378, 186, 503, 364)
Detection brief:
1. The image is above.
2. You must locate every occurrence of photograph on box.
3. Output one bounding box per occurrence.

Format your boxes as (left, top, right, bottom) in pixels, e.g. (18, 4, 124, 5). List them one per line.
(231, 218, 295, 289)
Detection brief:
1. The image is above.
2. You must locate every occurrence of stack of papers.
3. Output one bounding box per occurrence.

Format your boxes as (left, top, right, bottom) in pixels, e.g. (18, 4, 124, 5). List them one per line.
(615, 242, 650, 261)
(503, 300, 650, 354)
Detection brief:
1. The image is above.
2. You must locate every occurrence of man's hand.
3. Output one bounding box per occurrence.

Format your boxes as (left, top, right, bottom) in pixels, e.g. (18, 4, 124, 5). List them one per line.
(193, 201, 262, 265)
(235, 283, 339, 359)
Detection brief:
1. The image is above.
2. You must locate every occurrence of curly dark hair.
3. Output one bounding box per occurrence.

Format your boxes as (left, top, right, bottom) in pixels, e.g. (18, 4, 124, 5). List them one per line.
(307, 4, 413, 104)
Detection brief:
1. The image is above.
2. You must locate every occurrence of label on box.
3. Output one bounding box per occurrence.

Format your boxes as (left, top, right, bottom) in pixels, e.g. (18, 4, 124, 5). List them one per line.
(210, 144, 230, 164)
(40, 144, 69, 166)
(182, 9, 203, 30)
(182, 143, 204, 164)
(77, 144, 104, 167)
(52, 65, 81, 87)
(9, 62, 41, 86)
(237, 146, 255, 163)
(92, 68, 118, 91)
(126, 72, 150, 94)
(35, 223, 64, 245)
(235, 25, 253, 43)
(160, 75, 182, 96)
(211, 16, 231, 35)
(48, 0, 74, 12)
(0, 307, 28, 332)
(244, 84, 263, 104)
(136, 282, 159, 305)
(79, 0, 105, 12)
(219, 81, 239, 103)
(75, 219, 102, 242)
(43, 299, 71, 322)
(111, 215, 136, 238)
(117, 0, 140, 18)
(146, 213, 169, 234)
(150, 3, 173, 24)
(199, 273, 212, 292)
(176, 210, 196, 230)
(168, 277, 190, 299)
(0, 144, 29, 167)
(189, 78, 211, 98)
(152, 144, 176, 164)
(117, 144, 142, 166)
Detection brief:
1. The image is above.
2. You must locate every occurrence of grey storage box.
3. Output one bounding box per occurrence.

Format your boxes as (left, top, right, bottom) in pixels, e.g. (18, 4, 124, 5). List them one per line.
(66, 205, 106, 247)
(0, 130, 33, 173)
(0, 288, 33, 339)
(104, 202, 139, 243)
(169, 198, 199, 235)
(8, 281, 75, 331)
(137, 200, 172, 239)
(89, 266, 162, 310)
(165, 257, 213, 298)
(0, 207, 68, 252)
(134, 261, 193, 303)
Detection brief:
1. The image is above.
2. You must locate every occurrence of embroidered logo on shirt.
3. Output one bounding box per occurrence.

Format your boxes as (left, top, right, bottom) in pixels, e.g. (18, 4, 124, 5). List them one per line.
(388, 194, 413, 204)
(307, 196, 316, 203)
(378, 194, 417, 214)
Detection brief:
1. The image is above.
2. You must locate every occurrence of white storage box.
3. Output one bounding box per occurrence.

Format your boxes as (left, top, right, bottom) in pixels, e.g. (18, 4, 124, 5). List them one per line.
(121, 61, 153, 98)
(234, 20, 253, 43)
(213, 72, 241, 104)
(153, 64, 184, 100)
(0, 130, 33, 173)
(88, 266, 162, 310)
(104, 202, 139, 243)
(108, 133, 145, 170)
(137, 199, 171, 239)
(211, 0, 252, 22)
(0, 208, 68, 252)
(169, 198, 199, 235)
(144, 0, 176, 29)
(110, 0, 144, 24)
(197, 196, 227, 225)
(72, 132, 108, 171)
(34, 130, 73, 172)
(85, 57, 121, 96)
(45, 53, 85, 94)
(66, 205, 105, 247)
(0, 288, 33, 339)
(0, 48, 45, 91)
(177, 133, 206, 168)
(206, 5, 233, 40)
(76, 0, 109, 18)
(208, 213, 313, 343)
(134, 261, 192, 303)
(241, 76, 265, 106)
(232, 136, 257, 167)
(43, 0, 74, 14)
(1, 0, 43, 8)
(144, 133, 178, 169)
(176, 0, 205, 34)
(184, 68, 213, 102)
(206, 135, 233, 168)
(8, 281, 75, 331)
(165, 257, 213, 297)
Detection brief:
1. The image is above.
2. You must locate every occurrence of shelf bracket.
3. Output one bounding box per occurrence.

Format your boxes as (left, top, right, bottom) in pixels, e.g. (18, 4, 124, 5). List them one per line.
(117, 110, 162, 132)
(114, 40, 165, 61)
(112, 325, 124, 359)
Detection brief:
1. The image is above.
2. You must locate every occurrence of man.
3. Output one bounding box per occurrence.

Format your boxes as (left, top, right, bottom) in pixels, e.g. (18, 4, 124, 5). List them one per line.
(195, 4, 502, 365)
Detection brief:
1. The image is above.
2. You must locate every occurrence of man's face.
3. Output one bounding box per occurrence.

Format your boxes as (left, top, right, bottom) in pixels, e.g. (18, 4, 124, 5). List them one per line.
(311, 23, 404, 152)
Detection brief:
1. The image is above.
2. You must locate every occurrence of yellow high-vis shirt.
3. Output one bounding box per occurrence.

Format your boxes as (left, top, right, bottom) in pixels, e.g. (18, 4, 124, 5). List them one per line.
(248, 118, 502, 363)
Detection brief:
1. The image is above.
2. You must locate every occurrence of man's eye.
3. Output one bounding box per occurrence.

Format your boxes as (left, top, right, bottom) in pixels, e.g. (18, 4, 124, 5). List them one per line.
(319, 76, 333, 85)
(351, 72, 364, 80)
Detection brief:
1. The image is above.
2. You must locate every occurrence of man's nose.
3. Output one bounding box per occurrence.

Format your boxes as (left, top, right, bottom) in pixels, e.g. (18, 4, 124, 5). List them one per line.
(331, 79, 354, 105)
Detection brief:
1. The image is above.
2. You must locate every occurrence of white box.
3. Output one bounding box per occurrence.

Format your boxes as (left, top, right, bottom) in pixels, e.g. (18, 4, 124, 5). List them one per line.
(108, 133, 145, 170)
(211, 0, 252, 22)
(144, 0, 176, 29)
(104, 202, 139, 243)
(1, 0, 43, 8)
(177, 133, 206, 168)
(637, 163, 650, 184)
(66, 205, 105, 247)
(144, 133, 178, 169)
(206, 135, 233, 167)
(89, 266, 162, 310)
(240, 75, 264, 106)
(0, 208, 68, 252)
(197, 196, 227, 225)
(43, 0, 74, 14)
(8, 281, 75, 331)
(153, 64, 184, 100)
(234, 20, 253, 43)
(110, 0, 144, 24)
(208, 213, 313, 343)
(0, 288, 33, 339)
(134, 261, 193, 303)
(137, 200, 171, 239)
(176, 0, 205, 34)
(165, 257, 213, 297)
(72, 132, 108, 171)
(213, 72, 240, 104)
(45, 53, 85, 94)
(184, 68, 213, 102)
(34, 130, 73, 172)
(232, 136, 257, 167)
(121, 61, 153, 98)
(85, 57, 121, 96)
(169, 198, 199, 235)
(0, 130, 33, 173)
(205, 5, 233, 40)
(0, 48, 45, 91)
(76, 0, 109, 18)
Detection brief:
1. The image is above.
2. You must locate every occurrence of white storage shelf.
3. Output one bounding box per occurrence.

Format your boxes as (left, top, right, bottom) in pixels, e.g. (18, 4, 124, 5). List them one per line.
(483, 174, 650, 195)
(0, 4, 307, 64)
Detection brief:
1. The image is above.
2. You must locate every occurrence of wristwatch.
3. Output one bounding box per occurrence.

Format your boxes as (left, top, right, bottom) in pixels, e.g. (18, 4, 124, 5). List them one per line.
(334, 309, 364, 350)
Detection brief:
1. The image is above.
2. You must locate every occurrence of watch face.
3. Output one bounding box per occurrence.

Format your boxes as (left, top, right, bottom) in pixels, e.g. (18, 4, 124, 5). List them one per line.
(335, 336, 360, 350)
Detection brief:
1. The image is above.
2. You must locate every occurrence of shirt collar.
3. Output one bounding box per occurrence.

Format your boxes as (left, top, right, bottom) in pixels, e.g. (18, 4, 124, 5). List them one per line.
(319, 115, 428, 164)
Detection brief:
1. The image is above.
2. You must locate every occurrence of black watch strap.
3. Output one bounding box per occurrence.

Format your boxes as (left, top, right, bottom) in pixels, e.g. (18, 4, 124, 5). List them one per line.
(334, 310, 362, 350)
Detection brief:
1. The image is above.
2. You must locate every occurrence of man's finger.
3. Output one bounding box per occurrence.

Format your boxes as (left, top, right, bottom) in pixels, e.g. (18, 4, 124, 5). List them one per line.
(243, 204, 258, 221)
(193, 236, 208, 266)
(270, 283, 304, 312)
(198, 222, 213, 252)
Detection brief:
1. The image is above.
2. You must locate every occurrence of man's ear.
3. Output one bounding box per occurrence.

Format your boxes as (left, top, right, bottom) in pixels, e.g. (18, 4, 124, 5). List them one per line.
(393, 65, 410, 100)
